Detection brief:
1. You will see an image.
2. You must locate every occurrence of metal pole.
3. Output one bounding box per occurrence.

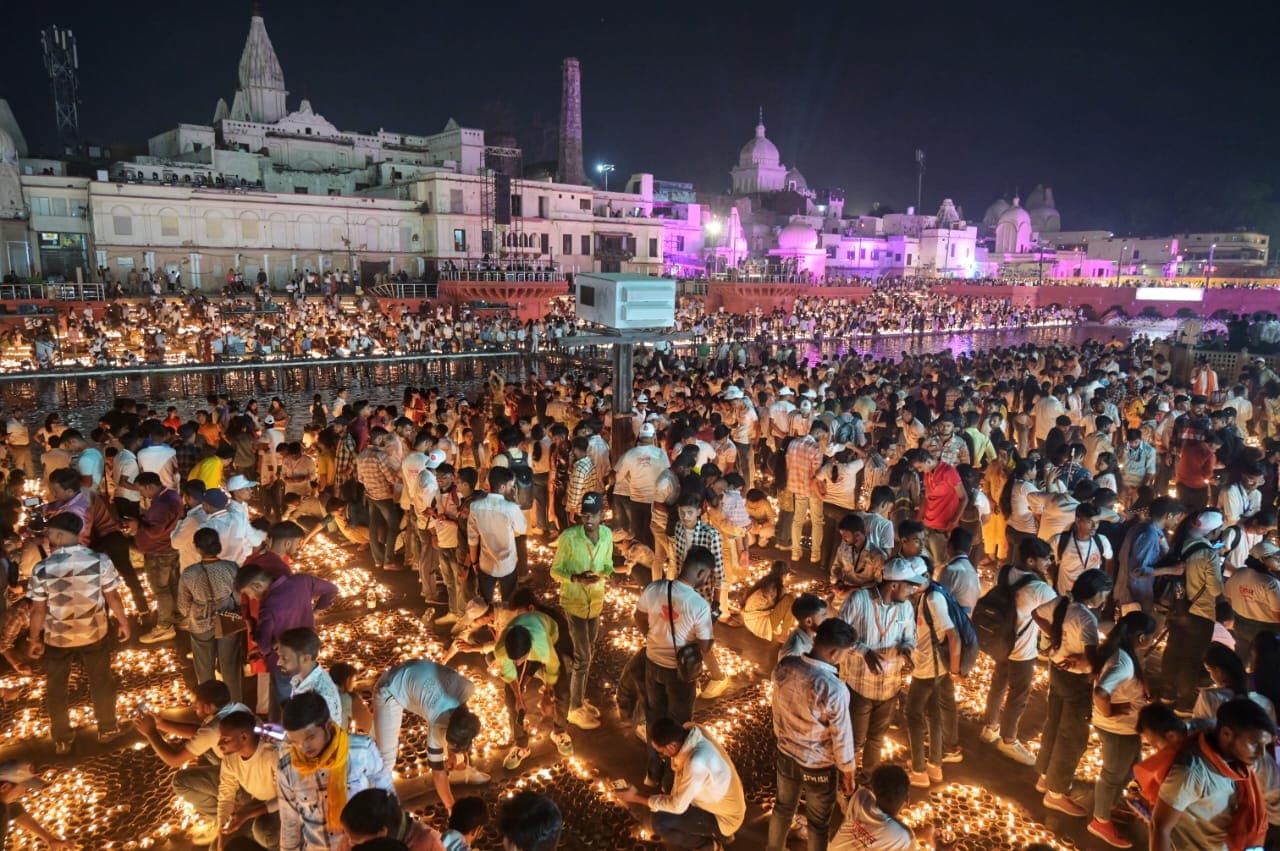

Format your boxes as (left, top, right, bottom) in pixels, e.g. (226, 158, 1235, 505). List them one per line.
(1205, 242, 1216, 288)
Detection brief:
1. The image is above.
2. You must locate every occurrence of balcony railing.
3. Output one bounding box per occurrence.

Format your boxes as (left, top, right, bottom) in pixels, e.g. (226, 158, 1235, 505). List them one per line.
(370, 281, 440, 299)
(438, 270, 564, 283)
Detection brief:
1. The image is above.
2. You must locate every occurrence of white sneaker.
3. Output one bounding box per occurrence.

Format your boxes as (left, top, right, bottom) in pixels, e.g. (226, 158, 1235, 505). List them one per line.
(567, 708, 601, 730)
(550, 731, 574, 756)
(503, 746, 531, 770)
(581, 698, 601, 718)
(448, 765, 491, 785)
(700, 678, 730, 699)
(979, 724, 1000, 743)
(433, 612, 459, 626)
(139, 625, 176, 644)
(908, 769, 931, 788)
(997, 739, 1036, 766)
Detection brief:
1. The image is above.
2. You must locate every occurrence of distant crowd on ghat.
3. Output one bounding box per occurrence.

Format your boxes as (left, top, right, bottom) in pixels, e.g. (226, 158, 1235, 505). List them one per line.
(8, 315, 1280, 850)
(0, 279, 1087, 370)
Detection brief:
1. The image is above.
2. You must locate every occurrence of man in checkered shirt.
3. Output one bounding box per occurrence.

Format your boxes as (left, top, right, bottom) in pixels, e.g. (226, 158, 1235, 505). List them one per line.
(836, 557, 925, 776)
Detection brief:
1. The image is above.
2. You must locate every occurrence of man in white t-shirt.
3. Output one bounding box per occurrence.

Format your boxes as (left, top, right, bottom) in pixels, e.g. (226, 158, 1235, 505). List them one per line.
(1051, 504, 1113, 595)
(980, 537, 1057, 766)
(466, 467, 528, 604)
(1154, 697, 1277, 851)
(137, 426, 180, 490)
(830, 764, 928, 851)
(132, 680, 251, 833)
(635, 550, 715, 787)
(908, 571, 962, 787)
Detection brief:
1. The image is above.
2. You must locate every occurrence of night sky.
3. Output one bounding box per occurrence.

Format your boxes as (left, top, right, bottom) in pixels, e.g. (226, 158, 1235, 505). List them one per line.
(6, 0, 1279, 239)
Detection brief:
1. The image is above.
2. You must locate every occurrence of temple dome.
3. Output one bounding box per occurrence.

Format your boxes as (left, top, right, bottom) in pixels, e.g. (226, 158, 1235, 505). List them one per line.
(997, 199, 1031, 229)
(983, 198, 1010, 227)
(738, 122, 780, 168)
(784, 167, 808, 193)
(777, 221, 819, 251)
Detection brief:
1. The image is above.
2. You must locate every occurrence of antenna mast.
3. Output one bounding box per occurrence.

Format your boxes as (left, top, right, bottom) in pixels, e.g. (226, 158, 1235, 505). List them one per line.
(41, 26, 82, 152)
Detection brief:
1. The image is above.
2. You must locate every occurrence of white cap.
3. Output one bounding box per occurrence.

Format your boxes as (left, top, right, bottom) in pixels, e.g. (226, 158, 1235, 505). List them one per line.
(425, 449, 447, 469)
(226, 474, 258, 491)
(883, 558, 928, 584)
(638, 422, 657, 439)
(636, 394, 649, 403)
(262, 415, 275, 426)
(799, 399, 813, 412)
(802, 389, 818, 400)
(778, 387, 795, 397)
(723, 386, 744, 401)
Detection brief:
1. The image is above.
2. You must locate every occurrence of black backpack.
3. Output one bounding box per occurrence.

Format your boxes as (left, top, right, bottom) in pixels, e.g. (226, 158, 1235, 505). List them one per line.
(972, 565, 1038, 661)
(503, 450, 535, 510)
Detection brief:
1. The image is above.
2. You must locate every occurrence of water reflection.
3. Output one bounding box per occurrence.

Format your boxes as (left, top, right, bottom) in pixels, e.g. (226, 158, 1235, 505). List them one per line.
(7, 356, 526, 433)
(6, 323, 1142, 433)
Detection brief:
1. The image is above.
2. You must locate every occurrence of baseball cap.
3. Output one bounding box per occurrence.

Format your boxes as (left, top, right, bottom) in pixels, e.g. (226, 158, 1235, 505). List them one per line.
(581, 492, 605, 514)
(262, 415, 275, 426)
(883, 558, 928, 584)
(638, 422, 656, 439)
(201, 488, 230, 510)
(226, 474, 258, 492)
(636, 394, 649, 404)
(723, 386, 744, 401)
(778, 387, 795, 397)
(425, 449, 447, 469)
(802, 389, 818, 400)
(0, 761, 45, 789)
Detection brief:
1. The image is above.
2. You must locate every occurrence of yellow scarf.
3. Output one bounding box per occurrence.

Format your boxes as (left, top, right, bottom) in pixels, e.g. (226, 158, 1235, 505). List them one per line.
(288, 723, 351, 834)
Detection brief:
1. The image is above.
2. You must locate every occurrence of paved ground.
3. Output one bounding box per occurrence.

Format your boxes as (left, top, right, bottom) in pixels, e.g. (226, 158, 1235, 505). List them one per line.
(0, 528, 1151, 850)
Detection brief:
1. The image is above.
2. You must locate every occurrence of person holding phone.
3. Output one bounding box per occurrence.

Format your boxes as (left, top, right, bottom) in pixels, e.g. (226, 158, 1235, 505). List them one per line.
(550, 492, 621, 732)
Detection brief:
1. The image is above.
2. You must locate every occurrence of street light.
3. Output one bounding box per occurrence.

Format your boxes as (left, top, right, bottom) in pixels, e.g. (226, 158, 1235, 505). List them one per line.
(1205, 242, 1217, 288)
(704, 219, 723, 273)
(596, 162, 615, 192)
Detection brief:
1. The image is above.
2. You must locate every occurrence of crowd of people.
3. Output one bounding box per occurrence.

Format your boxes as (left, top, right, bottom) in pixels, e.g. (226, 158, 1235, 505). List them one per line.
(0, 280, 1089, 372)
(4, 311, 1280, 850)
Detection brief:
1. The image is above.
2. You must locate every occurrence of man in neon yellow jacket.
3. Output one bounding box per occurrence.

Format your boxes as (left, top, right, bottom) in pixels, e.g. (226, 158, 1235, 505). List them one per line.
(551, 492, 625, 733)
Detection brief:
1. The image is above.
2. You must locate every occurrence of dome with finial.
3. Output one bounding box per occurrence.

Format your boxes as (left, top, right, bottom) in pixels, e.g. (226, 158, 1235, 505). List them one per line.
(995, 196, 1033, 253)
(738, 107, 781, 168)
(784, 166, 808, 193)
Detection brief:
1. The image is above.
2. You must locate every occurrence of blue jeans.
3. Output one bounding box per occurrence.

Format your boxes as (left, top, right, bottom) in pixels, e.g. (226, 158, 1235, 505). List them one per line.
(652, 804, 721, 849)
(477, 571, 516, 605)
(365, 496, 402, 567)
(766, 752, 836, 851)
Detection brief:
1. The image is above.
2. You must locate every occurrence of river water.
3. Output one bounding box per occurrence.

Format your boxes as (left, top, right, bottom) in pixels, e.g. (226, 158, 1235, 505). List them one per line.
(5, 323, 1146, 436)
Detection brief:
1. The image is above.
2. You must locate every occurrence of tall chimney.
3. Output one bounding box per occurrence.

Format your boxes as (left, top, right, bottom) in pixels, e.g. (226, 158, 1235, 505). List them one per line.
(558, 57, 586, 186)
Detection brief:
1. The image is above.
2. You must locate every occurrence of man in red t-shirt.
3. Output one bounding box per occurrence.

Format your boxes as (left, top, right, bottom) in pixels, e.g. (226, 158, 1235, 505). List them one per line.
(908, 449, 968, 568)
